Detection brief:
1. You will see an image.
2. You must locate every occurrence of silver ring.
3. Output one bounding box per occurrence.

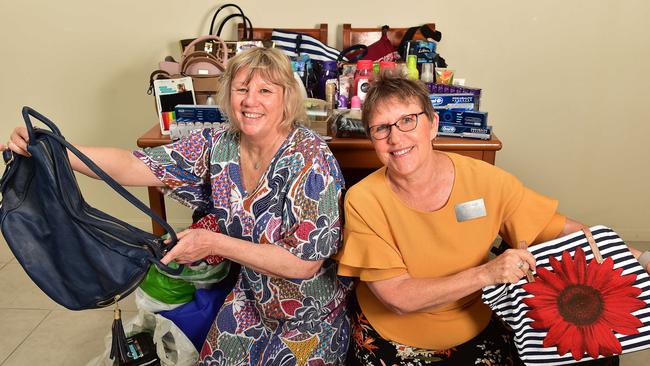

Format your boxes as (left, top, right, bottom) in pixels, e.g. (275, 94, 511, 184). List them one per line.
(517, 261, 525, 269)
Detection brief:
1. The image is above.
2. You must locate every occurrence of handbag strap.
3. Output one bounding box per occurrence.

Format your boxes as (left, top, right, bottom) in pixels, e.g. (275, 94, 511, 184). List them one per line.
(582, 227, 604, 263)
(338, 44, 368, 63)
(180, 51, 225, 75)
(182, 35, 228, 65)
(209, 3, 253, 40)
(21, 107, 183, 274)
(216, 13, 254, 41)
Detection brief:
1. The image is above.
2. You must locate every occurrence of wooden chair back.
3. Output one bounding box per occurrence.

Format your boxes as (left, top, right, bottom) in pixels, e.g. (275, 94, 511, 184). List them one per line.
(342, 23, 436, 49)
(237, 23, 328, 43)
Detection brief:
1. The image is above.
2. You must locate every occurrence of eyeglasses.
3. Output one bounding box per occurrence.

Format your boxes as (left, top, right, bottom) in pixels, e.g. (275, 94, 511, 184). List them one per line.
(368, 111, 425, 140)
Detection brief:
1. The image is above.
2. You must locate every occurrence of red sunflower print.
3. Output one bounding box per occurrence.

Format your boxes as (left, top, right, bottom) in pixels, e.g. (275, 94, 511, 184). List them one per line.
(523, 247, 645, 361)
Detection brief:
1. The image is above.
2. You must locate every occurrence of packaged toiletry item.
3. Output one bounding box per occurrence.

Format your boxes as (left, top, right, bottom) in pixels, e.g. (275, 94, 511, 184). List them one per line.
(435, 68, 455, 85)
(318, 61, 338, 101)
(379, 61, 396, 75)
(291, 61, 308, 99)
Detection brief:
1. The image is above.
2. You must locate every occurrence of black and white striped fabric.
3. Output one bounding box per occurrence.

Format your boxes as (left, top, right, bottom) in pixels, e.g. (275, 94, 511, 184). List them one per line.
(482, 225, 650, 365)
(271, 29, 340, 62)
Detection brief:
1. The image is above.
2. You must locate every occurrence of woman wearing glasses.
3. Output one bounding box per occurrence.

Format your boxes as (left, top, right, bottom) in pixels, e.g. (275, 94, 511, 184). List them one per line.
(335, 73, 602, 365)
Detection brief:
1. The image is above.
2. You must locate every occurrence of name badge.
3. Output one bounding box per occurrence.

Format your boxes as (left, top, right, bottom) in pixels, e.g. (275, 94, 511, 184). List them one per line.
(455, 198, 487, 222)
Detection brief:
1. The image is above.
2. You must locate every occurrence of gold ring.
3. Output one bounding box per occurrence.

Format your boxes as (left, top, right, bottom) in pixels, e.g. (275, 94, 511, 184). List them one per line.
(517, 261, 525, 269)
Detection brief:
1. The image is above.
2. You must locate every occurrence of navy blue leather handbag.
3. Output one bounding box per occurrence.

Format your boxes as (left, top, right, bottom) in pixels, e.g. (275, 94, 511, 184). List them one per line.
(0, 107, 183, 311)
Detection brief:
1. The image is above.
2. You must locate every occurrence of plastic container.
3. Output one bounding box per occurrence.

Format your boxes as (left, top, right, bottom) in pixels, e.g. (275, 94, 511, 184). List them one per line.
(420, 63, 434, 83)
(379, 61, 396, 73)
(406, 55, 419, 81)
(353, 59, 374, 103)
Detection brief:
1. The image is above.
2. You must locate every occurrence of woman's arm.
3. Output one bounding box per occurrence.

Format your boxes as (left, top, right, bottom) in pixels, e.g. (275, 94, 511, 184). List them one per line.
(5, 126, 163, 187)
(161, 228, 324, 279)
(560, 217, 650, 272)
(365, 248, 536, 315)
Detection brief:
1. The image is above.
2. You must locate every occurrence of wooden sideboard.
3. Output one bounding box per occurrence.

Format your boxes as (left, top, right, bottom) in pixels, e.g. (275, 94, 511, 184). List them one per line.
(137, 125, 502, 235)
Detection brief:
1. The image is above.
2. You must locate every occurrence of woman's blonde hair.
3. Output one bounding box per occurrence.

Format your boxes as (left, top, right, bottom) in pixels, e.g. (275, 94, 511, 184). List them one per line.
(217, 47, 305, 132)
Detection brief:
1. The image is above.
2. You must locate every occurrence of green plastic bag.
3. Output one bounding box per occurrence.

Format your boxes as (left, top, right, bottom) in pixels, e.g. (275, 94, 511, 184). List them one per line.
(139, 266, 196, 304)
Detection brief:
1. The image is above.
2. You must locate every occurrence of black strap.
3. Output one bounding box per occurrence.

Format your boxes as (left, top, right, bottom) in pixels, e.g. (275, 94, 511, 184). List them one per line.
(210, 4, 253, 40)
(216, 13, 253, 40)
(398, 24, 443, 60)
(147, 69, 171, 95)
(294, 34, 303, 54)
(21, 106, 183, 275)
(419, 24, 442, 42)
(338, 44, 368, 63)
(397, 26, 420, 57)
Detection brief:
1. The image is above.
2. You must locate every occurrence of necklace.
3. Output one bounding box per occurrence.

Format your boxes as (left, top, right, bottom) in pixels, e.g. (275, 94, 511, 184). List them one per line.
(242, 132, 288, 171)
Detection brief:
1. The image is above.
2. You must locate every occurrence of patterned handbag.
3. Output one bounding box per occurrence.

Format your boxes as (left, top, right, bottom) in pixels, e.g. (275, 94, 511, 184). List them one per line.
(482, 226, 650, 365)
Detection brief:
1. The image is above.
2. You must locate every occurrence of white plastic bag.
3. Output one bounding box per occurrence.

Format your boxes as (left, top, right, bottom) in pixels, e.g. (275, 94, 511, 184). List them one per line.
(134, 288, 184, 313)
(86, 310, 198, 366)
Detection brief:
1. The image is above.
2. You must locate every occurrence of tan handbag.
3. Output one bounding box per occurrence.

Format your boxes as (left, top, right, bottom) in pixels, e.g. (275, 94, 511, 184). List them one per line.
(149, 35, 227, 106)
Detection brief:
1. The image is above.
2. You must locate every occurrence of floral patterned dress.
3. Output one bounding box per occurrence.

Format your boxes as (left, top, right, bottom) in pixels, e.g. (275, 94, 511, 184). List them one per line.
(135, 125, 352, 365)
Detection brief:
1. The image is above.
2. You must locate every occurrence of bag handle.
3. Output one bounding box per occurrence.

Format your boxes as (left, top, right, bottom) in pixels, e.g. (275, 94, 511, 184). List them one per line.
(180, 51, 226, 75)
(182, 35, 228, 65)
(338, 44, 368, 63)
(398, 24, 443, 60)
(582, 227, 604, 263)
(209, 4, 253, 40)
(216, 13, 254, 41)
(21, 106, 183, 275)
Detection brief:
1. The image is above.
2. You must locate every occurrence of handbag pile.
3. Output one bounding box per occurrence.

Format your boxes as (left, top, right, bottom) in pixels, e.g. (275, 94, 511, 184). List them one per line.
(149, 3, 259, 106)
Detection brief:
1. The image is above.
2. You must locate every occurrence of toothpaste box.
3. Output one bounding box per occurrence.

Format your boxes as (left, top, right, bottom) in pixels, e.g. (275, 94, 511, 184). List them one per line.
(437, 123, 492, 140)
(430, 94, 476, 110)
(175, 105, 228, 123)
(437, 110, 488, 128)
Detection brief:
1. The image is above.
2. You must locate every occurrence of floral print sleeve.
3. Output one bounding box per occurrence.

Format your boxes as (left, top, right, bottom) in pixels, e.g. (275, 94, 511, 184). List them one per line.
(274, 156, 344, 261)
(133, 127, 221, 210)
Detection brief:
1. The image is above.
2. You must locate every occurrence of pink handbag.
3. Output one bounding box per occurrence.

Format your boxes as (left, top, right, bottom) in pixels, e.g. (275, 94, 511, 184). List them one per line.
(159, 35, 228, 76)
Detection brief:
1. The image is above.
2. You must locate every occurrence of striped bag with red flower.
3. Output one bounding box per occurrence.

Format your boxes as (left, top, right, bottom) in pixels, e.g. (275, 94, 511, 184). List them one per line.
(482, 225, 650, 365)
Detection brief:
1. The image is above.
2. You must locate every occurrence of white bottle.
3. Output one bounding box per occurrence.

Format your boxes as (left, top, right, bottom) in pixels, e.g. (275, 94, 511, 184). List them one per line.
(421, 63, 434, 83)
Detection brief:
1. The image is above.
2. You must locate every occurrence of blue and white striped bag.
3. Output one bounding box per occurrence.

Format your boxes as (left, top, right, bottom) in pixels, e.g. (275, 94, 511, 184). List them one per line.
(482, 226, 650, 365)
(271, 29, 341, 62)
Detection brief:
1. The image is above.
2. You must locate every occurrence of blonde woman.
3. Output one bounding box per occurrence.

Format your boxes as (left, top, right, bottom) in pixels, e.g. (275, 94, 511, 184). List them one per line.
(5, 47, 351, 365)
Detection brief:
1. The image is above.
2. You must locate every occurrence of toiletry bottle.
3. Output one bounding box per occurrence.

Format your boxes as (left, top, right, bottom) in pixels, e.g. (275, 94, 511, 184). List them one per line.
(420, 63, 434, 92)
(318, 61, 338, 101)
(406, 55, 419, 80)
(349, 96, 362, 120)
(353, 59, 373, 103)
(379, 61, 396, 74)
(291, 61, 308, 100)
(420, 63, 434, 83)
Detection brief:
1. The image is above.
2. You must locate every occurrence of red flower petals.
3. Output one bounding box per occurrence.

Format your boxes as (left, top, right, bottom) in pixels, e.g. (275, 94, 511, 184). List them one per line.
(523, 247, 643, 361)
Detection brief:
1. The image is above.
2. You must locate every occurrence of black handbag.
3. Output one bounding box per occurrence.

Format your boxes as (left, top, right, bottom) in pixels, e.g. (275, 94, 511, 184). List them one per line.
(0, 107, 183, 312)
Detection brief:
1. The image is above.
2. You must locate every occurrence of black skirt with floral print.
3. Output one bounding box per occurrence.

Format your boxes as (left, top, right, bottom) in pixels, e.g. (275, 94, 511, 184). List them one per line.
(347, 298, 620, 366)
(346, 299, 523, 366)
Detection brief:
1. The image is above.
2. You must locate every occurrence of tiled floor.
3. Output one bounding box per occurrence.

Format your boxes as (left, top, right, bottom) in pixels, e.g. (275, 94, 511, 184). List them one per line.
(0, 236, 649, 365)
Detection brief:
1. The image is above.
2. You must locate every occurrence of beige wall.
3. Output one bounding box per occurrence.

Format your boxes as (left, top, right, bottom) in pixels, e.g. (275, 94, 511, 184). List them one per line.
(1, 0, 648, 239)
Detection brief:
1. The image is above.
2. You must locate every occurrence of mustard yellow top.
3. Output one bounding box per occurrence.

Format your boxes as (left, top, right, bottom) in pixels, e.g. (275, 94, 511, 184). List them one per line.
(336, 152, 565, 350)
